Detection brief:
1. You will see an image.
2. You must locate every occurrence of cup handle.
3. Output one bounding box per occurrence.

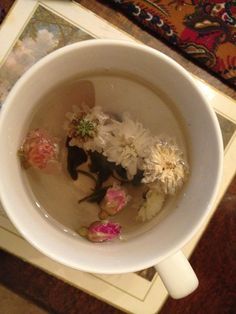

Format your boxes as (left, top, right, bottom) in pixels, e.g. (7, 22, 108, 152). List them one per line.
(155, 251, 199, 299)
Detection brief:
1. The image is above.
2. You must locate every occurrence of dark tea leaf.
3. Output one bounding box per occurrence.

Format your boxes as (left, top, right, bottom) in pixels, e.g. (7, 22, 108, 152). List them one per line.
(66, 137, 88, 180)
(89, 151, 101, 173)
(89, 152, 114, 189)
(78, 186, 109, 204)
(114, 165, 128, 180)
(77, 170, 97, 183)
(131, 169, 144, 186)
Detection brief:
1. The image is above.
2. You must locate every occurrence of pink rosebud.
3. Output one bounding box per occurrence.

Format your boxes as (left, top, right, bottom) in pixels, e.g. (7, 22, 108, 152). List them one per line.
(19, 128, 60, 172)
(100, 185, 130, 216)
(87, 221, 121, 243)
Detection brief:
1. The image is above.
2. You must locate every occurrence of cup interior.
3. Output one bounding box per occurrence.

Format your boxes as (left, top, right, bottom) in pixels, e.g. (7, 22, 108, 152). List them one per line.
(0, 40, 223, 273)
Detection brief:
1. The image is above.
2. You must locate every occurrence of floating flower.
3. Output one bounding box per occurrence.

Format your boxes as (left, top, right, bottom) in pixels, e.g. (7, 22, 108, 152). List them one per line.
(100, 184, 130, 216)
(18, 128, 60, 172)
(137, 189, 165, 222)
(64, 105, 110, 152)
(142, 138, 188, 194)
(79, 221, 121, 243)
(103, 115, 151, 179)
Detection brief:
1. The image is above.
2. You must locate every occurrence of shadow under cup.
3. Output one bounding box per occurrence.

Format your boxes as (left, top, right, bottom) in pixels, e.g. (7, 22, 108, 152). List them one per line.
(0, 40, 222, 274)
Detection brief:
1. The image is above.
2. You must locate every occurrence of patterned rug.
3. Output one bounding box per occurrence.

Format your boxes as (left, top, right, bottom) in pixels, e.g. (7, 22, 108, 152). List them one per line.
(100, 1, 236, 89)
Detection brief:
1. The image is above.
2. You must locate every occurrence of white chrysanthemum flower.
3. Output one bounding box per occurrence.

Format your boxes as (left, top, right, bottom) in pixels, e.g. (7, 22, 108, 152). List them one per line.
(137, 189, 165, 222)
(64, 105, 110, 152)
(103, 115, 152, 179)
(142, 138, 188, 195)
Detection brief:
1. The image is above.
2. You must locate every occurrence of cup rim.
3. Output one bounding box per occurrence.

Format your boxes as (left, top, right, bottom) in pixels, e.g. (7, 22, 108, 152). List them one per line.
(0, 39, 224, 273)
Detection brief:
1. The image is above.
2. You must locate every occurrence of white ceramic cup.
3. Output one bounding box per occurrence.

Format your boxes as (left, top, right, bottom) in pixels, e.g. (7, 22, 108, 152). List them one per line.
(0, 40, 223, 299)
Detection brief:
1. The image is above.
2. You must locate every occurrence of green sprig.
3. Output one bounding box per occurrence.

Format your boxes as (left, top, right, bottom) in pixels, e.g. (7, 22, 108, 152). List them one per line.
(76, 119, 97, 138)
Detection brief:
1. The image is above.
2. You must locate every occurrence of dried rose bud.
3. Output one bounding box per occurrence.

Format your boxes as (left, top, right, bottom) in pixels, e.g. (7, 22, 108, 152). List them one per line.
(18, 128, 60, 172)
(86, 221, 121, 243)
(100, 185, 130, 216)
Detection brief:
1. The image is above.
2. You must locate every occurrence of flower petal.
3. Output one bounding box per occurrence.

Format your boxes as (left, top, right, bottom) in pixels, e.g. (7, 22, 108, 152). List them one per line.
(100, 184, 130, 216)
(19, 128, 60, 172)
(137, 190, 165, 222)
(142, 138, 188, 194)
(87, 221, 121, 242)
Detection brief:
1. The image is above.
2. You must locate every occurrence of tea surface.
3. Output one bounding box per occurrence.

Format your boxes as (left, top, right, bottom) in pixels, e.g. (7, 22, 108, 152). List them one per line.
(25, 72, 188, 239)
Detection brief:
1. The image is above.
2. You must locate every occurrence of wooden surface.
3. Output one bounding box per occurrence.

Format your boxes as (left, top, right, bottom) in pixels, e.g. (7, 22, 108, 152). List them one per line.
(0, 1, 236, 313)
